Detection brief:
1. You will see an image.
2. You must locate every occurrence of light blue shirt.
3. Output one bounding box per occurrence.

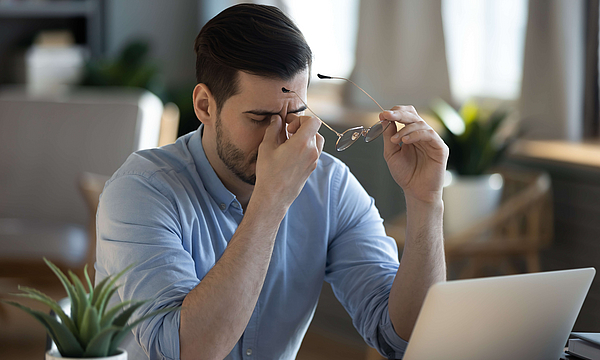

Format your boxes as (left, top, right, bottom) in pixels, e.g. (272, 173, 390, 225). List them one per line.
(95, 126, 408, 360)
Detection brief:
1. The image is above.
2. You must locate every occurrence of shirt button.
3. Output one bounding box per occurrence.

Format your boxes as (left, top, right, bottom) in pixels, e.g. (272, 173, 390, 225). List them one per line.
(220, 203, 226, 210)
(232, 202, 240, 209)
(246, 348, 252, 356)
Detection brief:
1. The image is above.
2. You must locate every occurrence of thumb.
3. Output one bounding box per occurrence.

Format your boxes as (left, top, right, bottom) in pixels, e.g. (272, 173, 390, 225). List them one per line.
(261, 115, 283, 150)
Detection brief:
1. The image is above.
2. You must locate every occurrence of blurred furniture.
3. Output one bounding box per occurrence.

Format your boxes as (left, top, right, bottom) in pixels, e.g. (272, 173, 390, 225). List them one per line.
(0, 87, 169, 280)
(508, 140, 600, 332)
(158, 102, 180, 147)
(385, 166, 553, 279)
(0, 0, 106, 84)
(78, 171, 110, 281)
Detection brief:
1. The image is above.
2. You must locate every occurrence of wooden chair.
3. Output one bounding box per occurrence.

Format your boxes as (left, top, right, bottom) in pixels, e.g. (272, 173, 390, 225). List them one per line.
(385, 167, 553, 279)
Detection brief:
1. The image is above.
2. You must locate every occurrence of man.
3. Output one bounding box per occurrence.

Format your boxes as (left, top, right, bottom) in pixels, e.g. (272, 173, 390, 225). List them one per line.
(96, 4, 447, 360)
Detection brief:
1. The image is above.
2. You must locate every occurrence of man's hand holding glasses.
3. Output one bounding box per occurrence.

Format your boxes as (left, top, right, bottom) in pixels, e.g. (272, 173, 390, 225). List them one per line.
(282, 74, 448, 205)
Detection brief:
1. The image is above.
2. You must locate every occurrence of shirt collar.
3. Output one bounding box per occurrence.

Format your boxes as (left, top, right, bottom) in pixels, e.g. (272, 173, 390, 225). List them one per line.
(188, 124, 239, 212)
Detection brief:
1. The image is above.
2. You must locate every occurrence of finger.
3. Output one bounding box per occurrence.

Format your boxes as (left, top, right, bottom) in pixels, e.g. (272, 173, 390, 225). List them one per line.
(261, 115, 283, 150)
(316, 133, 325, 154)
(286, 114, 310, 134)
(289, 115, 321, 141)
(390, 105, 418, 115)
(400, 128, 446, 149)
(379, 109, 422, 125)
(382, 119, 403, 156)
(391, 122, 431, 144)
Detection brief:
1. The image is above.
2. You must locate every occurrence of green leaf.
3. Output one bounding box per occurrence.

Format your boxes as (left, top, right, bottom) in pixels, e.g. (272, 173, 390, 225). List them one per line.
(459, 99, 479, 126)
(84, 326, 120, 357)
(91, 276, 111, 307)
(100, 300, 136, 329)
(13, 286, 77, 335)
(69, 270, 89, 330)
(99, 286, 120, 317)
(111, 300, 149, 328)
(43, 258, 80, 329)
(95, 264, 134, 317)
(2, 300, 84, 357)
(84, 264, 94, 299)
(80, 306, 101, 346)
(430, 98, 465, 136)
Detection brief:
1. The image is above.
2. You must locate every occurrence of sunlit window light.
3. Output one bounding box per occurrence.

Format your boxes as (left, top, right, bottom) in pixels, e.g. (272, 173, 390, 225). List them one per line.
(442, 0, 529, 104)
(282, 0, 360, 84)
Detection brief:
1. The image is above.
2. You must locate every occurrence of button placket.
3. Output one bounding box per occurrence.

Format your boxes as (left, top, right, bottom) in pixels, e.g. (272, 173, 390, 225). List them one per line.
(242, 301, 259, 358)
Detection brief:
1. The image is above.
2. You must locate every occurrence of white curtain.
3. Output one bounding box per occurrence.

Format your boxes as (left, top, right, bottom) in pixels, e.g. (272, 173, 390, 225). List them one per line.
(519, 0, 586, 140)
(346, 0, 451, 110)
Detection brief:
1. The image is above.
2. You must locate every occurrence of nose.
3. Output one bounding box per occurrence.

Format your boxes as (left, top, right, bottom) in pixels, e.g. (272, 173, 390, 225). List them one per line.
(278, 104, 289, 122)
(278, 105, 291, 139)
(269, 114, 288, 141)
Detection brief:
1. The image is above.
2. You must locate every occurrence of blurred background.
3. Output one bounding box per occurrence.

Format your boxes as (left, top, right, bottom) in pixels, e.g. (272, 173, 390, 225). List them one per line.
(0, 0, 599, 359)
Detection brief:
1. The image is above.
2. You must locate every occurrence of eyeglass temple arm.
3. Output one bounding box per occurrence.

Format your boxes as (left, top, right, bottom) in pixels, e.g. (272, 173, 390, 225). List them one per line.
(281, 88, 342, 137)
(317, 74, 386, 112)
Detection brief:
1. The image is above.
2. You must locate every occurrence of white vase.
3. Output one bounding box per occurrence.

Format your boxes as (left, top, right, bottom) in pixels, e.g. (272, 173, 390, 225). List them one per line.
(45, 349, 127, 360)
(442, 171, 504, 237)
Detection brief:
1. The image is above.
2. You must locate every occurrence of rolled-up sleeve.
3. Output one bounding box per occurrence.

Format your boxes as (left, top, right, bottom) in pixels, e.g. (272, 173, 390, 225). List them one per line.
(96, 172, 199, 360)
(325, 164, 408, 359)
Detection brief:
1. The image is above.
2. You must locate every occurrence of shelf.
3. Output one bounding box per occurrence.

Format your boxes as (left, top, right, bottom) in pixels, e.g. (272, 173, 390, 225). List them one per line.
(511, 139, 600, 169)
(0, 0, 98, 18)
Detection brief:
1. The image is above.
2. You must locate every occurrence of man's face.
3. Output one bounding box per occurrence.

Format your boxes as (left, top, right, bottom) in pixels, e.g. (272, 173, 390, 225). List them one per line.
(208, 70, 309, 186)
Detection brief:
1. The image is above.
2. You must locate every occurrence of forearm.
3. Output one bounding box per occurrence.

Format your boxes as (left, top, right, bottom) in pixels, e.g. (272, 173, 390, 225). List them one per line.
(389, 196, 446, 341)
(179, 195, 287, 360)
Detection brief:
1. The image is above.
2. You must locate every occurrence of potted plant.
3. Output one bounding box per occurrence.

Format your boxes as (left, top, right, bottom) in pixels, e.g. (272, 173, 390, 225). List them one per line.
(429, 98, 518, 236)
(2, 258, 179, 359)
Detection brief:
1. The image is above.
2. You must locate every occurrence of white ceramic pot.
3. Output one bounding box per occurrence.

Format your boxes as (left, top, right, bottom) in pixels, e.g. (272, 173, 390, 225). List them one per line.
(45, 349, 127, 360)
(442, 171, 504, 237)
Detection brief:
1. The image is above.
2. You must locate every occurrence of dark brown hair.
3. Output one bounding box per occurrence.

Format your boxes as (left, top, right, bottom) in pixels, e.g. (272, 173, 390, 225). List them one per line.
(194, 3, 312, 112)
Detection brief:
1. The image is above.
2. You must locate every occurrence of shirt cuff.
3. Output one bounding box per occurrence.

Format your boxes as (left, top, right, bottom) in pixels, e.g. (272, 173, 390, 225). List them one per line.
(154, 309, 181, 360)
(378, 307, 408, 359)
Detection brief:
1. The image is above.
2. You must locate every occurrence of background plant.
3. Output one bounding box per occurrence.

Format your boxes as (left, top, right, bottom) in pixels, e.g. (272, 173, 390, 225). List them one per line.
(2, 259, 179, 358)
(80, 39, 199, 139)
(429, 98, 518, 176)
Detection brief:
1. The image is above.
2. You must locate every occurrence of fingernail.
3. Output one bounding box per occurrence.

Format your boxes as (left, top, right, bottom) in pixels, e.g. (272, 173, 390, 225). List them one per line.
(393, 133, 401, 140)
(403, 135, 410, 141)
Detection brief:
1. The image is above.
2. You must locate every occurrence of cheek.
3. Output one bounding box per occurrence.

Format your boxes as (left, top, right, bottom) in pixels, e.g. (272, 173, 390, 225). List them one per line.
(238, 125, 267, 154)
(250, 128, 268, 150)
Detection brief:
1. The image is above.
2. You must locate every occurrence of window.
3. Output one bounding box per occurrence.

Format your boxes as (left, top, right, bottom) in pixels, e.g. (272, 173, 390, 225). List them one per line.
(442, 0, 529, 103)
(282, 0, 360, 82)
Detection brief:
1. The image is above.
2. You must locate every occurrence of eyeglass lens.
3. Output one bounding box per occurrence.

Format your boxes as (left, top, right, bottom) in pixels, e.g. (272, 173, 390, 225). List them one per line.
(335, 121, 392, 151)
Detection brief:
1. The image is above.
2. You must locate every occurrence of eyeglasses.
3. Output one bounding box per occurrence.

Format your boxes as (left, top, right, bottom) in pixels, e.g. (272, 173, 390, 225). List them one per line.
(282, 74, 392, 152)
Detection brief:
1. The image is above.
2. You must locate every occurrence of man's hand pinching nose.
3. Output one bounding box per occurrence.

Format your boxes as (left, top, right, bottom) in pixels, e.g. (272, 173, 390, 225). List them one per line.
(286, 114, 320, 138)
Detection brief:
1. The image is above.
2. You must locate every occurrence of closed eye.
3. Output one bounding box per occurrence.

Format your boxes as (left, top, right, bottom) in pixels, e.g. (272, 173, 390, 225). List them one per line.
(244, 106, 307, 124)
(249, 115, 270, 125)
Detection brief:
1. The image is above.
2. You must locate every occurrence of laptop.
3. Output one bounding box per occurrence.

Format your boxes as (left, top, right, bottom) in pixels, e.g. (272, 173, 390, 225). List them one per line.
(403, 268, 595, 360)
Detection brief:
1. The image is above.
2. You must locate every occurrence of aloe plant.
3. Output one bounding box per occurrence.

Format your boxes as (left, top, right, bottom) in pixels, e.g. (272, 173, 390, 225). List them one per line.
(429, 98, 517, 176)
(2, 258, 179, 358)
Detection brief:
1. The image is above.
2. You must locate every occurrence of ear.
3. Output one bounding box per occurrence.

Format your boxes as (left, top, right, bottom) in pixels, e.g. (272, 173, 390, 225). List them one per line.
(193, 83, 216, 125)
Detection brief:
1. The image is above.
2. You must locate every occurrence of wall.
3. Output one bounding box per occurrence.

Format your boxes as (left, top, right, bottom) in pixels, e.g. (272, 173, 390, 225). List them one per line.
(508, 156, 600, 332)
(105, 0, 199, 88)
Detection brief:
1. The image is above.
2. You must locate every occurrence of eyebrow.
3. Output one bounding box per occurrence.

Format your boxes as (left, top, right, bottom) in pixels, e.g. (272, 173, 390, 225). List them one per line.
(243, 106, 307, 116)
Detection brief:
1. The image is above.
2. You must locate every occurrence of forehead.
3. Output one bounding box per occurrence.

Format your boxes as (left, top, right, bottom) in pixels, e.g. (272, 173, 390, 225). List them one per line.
(231, 70, 309, 108)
